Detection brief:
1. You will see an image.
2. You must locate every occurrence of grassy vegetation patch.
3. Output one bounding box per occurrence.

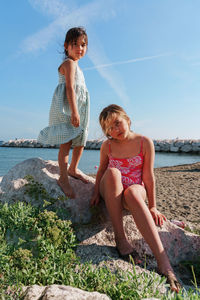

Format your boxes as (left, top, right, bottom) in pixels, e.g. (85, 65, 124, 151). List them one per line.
(0, 177, 199, 299)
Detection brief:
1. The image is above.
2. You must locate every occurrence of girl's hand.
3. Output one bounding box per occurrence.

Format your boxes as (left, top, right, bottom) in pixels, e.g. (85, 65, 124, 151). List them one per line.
(90, 192, 100, 206)
(149, 207, 167, 227)
(71, 112, 80, 127)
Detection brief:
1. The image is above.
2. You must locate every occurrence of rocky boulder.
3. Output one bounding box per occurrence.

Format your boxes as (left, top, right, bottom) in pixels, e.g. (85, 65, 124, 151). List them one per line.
(1, 158, 200, 293)
(0, 157, 95, 224)
(23, 285, 111, 300)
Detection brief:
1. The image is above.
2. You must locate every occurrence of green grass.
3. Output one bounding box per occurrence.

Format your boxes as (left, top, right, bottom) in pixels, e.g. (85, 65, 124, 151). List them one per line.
(0, 177, 199, 299)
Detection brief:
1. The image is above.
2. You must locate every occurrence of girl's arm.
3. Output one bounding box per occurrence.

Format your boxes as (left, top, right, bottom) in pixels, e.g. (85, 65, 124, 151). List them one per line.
(90, 141, 109, 206)
(60, 59, 80, 127)
(142, 137, 166, 226)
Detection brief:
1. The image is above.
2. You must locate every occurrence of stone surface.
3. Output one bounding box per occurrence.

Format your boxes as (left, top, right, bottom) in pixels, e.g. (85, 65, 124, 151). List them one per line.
(23, 285, 111, 300)
(1, 139, 200, 153)
(0, 157, 95, 224)
(181, 144, 193, 153)
(1, 158, 200, 297)
(1, 158, 200, 264)
(170, 145, 179, 152)
(76, 213, 200, 267)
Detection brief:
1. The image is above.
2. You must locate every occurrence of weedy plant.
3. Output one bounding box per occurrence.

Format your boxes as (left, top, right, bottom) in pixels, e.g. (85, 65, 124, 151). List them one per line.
(0, 178, 199, 299)
(24, 175, 68, 207)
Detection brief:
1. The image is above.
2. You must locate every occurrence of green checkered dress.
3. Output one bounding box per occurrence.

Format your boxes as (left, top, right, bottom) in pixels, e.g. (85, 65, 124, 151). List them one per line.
(37, 61, 90, 147)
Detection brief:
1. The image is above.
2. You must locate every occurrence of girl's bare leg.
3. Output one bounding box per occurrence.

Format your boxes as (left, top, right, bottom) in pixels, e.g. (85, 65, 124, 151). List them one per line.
(57, 142, 75, 198)
(68, 146, 88, 183)
(100, 168, 134, 255)
(124, 185, 180, 292)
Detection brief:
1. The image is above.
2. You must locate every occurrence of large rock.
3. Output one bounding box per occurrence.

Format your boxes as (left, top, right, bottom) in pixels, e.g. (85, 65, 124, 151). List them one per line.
(1, 158, 200, 294)
(23, 285, 111, 300)
(0, 158, 200, 265)
(0, 157, 95, 224)
(76, 213, 200, 267)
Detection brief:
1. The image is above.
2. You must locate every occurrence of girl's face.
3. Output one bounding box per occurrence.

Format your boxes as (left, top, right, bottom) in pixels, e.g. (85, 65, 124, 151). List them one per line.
(65, 35, 87, 61)
(106, 114, 130, 140)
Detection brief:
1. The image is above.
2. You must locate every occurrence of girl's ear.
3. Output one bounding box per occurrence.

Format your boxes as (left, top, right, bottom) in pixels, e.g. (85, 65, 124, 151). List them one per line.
(64, 42, 68, 50)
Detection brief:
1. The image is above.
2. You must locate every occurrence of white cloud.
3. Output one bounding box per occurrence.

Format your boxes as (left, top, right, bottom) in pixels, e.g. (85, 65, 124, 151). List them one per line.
(28, 0, 73, 17)
(87, 31, 131, 104)
(21, 0, 131, 104)
(22, 0, 115, 53)
(84, 53, 172, 70)
(21, 1, 170, 107)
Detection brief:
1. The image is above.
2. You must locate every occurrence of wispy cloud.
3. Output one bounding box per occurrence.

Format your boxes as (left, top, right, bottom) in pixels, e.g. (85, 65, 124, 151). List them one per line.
(86, 31, 131, 104)
(22, 0, 115, 54)
(21, 0, 131, 104)
(28, 0, 72, 18)
(21, 0, 170, 106)
(84, 53, 172, 70)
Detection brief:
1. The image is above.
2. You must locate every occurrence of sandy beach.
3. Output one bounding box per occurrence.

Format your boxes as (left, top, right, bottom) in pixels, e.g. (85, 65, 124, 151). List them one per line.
(155, 162, 200, 233)
(89, 162, 200, 233)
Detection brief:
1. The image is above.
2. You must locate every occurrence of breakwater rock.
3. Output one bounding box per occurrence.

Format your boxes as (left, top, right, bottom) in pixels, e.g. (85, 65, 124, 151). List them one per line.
(1, 138, 200, 153)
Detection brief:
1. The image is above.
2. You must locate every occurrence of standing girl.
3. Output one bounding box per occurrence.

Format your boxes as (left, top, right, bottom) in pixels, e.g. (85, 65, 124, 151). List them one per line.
(91, 104, 180, 292)
(38, 27, 90, 198)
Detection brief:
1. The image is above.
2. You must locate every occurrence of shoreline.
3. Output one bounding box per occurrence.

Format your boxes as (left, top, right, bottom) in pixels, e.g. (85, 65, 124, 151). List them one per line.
(0, 138, 200, 154)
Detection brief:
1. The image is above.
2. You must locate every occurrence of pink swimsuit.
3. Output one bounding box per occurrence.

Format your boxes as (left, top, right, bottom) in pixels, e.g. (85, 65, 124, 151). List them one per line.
(108, 137, 144, 190)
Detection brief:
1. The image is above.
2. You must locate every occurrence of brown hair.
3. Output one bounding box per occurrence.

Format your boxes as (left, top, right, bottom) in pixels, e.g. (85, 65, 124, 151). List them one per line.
(64, 27, 88, 58)
(99, 104, 131, 138)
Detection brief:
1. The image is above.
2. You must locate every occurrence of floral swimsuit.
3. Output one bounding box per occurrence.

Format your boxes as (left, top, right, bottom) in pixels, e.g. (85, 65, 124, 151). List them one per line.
(108, 137, 144, 190)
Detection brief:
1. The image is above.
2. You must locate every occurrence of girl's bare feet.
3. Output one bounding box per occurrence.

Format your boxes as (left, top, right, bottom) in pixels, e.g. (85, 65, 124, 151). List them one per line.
(115, 237, 134, 256)
(115, 237, 142, 263)
(57, 179, 75, 198)
(158, 268, 181, 293)
(68, 168, 89, 183)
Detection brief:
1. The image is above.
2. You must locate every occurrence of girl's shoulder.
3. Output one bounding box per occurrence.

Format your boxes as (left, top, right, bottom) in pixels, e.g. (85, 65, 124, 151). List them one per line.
(133, 133, 153, 145)
(140, 135, 154, 155)
(130, 133, 154, 155)
(100, 139, 110, 155)
(58, 58, 77, 75)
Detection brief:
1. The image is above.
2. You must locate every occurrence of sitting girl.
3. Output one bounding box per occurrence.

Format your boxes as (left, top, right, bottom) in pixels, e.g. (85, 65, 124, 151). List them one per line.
(91, 104, 180, 292)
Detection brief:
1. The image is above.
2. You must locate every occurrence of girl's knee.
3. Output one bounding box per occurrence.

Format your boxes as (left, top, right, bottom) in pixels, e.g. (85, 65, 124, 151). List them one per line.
(101, 168, 122, 190)
(100, 168, 123, 199)
(124, 185, 145, 204)
(105, 167, 122, 180)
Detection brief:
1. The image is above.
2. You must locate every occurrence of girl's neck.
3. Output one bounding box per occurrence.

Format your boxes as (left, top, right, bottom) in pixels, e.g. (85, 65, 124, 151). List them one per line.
(67, 55, 79, 62)
(113, 131, 135, 144)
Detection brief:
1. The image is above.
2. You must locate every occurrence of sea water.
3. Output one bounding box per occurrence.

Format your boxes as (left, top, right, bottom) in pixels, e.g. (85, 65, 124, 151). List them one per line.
(0, 147, 199, 177)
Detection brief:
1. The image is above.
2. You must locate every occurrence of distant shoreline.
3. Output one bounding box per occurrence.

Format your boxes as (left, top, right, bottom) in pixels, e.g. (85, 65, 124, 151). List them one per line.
(0, 138, 200, 154)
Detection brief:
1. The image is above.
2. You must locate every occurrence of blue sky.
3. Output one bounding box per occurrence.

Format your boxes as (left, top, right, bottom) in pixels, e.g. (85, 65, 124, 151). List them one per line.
(0, 0, 200, 141)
